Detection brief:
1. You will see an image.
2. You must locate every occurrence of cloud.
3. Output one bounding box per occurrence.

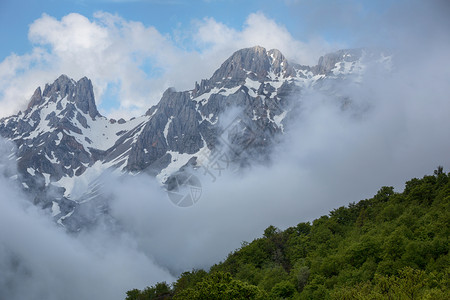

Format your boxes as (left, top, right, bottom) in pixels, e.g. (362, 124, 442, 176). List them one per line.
(192, 12, 332, 67)
(0, 137, 174, 300)
(28, 12, 180, 114)
(0, 12, 182, 119)
(0, 11, 332, 119)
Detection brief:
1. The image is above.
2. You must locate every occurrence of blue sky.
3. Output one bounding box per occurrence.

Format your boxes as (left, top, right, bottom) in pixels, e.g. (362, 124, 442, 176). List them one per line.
(0, 0, 434, 118)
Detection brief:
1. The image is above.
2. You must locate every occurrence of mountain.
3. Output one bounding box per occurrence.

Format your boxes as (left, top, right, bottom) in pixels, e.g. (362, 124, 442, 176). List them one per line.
(0, 46, 387, 230)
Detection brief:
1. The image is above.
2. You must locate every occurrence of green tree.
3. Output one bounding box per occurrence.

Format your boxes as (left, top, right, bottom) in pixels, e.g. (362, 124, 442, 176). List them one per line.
(126, 282, 172, 300)
(174, 272, 268, 300)
(271, 280, 296, 299)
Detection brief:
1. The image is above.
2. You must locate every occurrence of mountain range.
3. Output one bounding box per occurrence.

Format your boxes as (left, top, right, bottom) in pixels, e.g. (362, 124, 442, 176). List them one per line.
(0, 46, 390, 231)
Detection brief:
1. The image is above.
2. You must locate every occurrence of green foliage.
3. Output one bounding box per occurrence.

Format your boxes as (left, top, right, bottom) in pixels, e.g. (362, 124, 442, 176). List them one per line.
(294, 265, 310, 292)
(173, 272, 267, 300)
(271, 280, 296, 299)
(125, 282, 172, 300)
(126, 169, 450, 300)
(257, 265, 289, 291)
(172, 269, 207, 294)
(330, 266, 449, 299)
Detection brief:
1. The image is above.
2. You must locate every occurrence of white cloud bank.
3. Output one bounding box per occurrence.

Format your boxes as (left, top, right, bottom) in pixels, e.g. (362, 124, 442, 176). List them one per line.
(0, 11, 330, 119)
(0, 139, 174, 300)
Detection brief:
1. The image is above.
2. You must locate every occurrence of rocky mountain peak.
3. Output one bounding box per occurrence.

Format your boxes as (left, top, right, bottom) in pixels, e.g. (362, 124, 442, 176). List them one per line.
(204, 46, 295, 92)
(28, 75, 100, 119)
(210, 46, 270, 84)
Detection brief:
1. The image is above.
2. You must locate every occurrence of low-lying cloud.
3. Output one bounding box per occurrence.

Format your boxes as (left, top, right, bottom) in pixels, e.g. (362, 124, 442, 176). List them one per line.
(0, 139, 174, 300)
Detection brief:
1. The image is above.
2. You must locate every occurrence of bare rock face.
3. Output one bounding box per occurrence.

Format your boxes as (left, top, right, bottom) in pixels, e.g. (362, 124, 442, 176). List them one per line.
(73, 77, 100, 119)
(27, 87, 44, 109)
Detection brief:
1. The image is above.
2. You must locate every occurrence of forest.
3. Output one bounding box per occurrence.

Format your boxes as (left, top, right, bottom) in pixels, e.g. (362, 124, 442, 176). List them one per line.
(126, 167, 449, 299)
